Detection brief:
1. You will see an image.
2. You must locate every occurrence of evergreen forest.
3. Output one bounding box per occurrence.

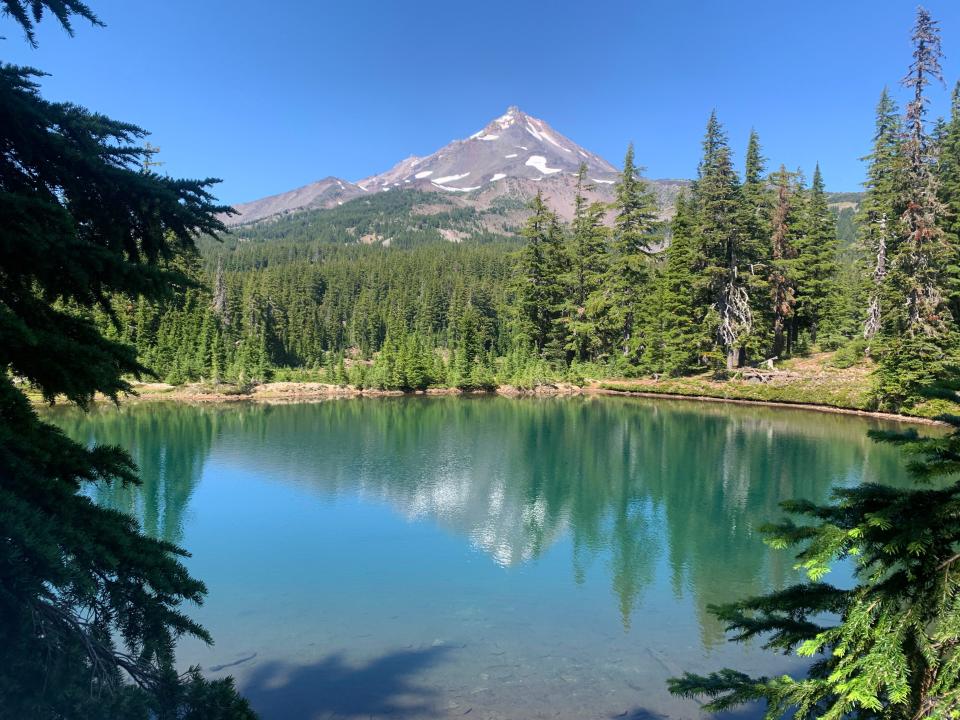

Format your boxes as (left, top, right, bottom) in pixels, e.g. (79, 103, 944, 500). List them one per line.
(84, 21, 960, 412)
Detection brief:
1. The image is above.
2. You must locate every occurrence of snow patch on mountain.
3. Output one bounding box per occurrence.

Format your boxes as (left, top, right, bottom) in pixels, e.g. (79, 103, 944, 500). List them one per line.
(525, 155, 561, 175)
(434, 172, 471, 183)
(536, 127, 571, 152)
(432, 182, 481, 192)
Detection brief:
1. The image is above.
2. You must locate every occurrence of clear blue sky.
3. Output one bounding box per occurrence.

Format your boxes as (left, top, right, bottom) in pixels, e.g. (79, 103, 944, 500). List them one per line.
(4, 0, 960, 204)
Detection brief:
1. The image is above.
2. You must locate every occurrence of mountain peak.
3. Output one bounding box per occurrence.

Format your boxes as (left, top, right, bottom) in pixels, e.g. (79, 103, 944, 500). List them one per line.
(490, 105, 525, 130)
(226, 107, 630, 226)
(468, 106, 557, 141)
(356, 106, 618, 198)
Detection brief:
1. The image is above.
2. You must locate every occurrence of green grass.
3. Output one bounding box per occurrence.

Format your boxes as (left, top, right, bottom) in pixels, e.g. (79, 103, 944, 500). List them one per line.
(598, 372, 960, 421)
(599, 377, 871, 411)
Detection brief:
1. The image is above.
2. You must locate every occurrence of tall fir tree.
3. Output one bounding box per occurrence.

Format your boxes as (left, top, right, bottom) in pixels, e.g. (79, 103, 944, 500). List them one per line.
(692, 113, 753, 369)
(0, 2, 255, 717)
(859, 88, 903, 346)
(937, 80, 960, 322)
(514, 191, 567, 358)
(658, 193, 704, 375)
(739, 130, 774, 360)
(593, 143, 659, 364)
(794, 165, 842, 346)
(767, 165, 799, 359)
(876, 7, 958, 407)
(563, 163, 610, 361)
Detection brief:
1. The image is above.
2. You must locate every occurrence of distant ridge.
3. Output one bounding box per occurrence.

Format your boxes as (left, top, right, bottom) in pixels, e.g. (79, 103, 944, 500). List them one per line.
(224, 107, 859, 231)
(223, 107, 685, 226)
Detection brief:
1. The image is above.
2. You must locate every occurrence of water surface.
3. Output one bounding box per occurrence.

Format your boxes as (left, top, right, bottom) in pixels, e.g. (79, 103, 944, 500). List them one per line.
(46, 396, 917, 720)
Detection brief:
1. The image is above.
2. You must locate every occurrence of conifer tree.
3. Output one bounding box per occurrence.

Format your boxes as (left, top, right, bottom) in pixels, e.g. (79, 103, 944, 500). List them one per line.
(210, 327, 226, 382)
(658, 193, 703, 375)
(860, 89, 903, 345)
(937, 80, 960, 321)
(254, 324, 272, 382)
(564, 163, 610, 361)
(693, 113, 752, 369)
(0, 2, 254, 716)
(740, 130, 774, 359)
(639, 259, 668, 373)
(669, 416, 960, 720)
(514, 191, 567, 358)
(876, 7, 958, 407)
(602, 144, 659, 362)
(446, 302, 488, 389)
(767, 166, 799, 358)
(794, 165, 841, 346)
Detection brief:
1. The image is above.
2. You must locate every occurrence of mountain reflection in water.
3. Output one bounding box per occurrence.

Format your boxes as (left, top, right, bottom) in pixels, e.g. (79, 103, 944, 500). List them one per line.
(46, 396, 915, 719)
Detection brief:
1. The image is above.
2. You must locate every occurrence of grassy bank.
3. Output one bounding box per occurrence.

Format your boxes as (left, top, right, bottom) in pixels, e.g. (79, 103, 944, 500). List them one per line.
(25, 352, 960, 423)
(598, 353, 960, 421)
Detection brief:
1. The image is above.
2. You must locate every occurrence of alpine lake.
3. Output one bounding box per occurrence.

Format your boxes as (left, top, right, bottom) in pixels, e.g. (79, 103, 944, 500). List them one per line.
(44, 395, 922, 720)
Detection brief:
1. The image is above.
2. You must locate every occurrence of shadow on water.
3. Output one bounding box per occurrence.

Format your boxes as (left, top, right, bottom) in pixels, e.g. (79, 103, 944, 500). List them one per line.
(613, 710, 670, 720)
(614, 703, 765, 720)
(241, 646, 452, 720)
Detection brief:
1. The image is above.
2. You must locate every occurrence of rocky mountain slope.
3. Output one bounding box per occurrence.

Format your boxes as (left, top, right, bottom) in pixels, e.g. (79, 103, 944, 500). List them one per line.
(357, 106, 617, 192)
(224, 176, 365, 225)
(224, 107, 687, 227)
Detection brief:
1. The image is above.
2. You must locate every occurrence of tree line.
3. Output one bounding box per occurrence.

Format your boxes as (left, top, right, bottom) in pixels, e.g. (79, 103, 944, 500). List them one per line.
(112, 37, 960, 410)
(513, 61, 960, 412)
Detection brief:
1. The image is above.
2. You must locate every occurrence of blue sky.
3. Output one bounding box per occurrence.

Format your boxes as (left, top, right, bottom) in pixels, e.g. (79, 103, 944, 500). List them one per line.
(4, 0, 960, 204)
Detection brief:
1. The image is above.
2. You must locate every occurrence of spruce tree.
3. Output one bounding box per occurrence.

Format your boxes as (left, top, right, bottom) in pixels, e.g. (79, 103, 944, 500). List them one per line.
(693, 113, 753, 369)
(740, 130, 774, 360)
(937, 81, 960, 322)
(876, 7, 958, 407)
(210, 328, 226, 383)
(860, 88, 903, 345)
(639, 259, 668, 373)
(767, 165, 799, 359)
(602, 143, 660, 363)
(514, 191, 567, 359)
(669, 416, 960, 720)
(794, 165, 842, 346)
(0, 2, 255, 717)
(564, 163, 610, 362)
(657, 193, 703, 374)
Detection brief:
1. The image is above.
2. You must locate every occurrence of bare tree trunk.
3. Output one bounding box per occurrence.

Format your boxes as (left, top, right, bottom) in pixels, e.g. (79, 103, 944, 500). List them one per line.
(727, 346, 742, 370)
(864, 215, 888, 343)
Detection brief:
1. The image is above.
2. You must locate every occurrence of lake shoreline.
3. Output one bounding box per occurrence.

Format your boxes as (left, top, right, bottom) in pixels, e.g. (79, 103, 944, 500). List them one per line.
(49, 379, 947, 426)
(591, 387, 945, 426)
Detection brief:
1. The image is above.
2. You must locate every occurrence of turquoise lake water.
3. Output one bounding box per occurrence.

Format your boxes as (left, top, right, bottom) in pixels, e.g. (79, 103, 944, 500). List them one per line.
(45, 396, 918, 720)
